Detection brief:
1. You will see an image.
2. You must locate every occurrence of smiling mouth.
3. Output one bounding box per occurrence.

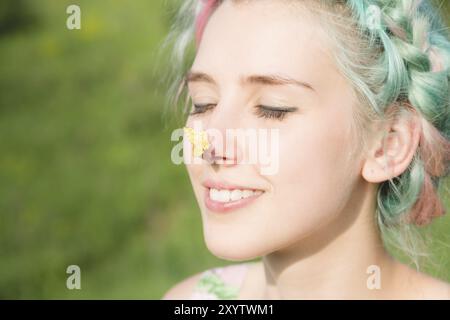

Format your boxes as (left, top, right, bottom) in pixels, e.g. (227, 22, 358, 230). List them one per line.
(203, 187, 265, 213)
(209, 188, 263, 202)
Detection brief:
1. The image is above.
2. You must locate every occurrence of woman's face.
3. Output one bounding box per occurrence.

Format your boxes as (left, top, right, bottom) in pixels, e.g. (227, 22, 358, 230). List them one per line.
(184, 0, 365, 260)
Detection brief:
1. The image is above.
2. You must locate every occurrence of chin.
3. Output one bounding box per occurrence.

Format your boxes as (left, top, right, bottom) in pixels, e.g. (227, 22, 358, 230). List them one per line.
(202, 222, 293, 261)
(204, 233, 263, 261)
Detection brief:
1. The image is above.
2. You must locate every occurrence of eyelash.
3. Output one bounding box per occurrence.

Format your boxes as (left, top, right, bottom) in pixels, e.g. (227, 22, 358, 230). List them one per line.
(190, 104, 293, 121)
(189, 103, 215, 115)
(253, 106, 291, 121)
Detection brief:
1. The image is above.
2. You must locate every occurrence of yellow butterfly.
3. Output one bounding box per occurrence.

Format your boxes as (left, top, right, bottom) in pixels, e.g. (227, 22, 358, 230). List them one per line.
(183, 127, 210, 157)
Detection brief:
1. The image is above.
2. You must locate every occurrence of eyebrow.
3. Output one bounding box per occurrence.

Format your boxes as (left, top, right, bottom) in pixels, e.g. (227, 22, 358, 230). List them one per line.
(185, 70, 315, 91)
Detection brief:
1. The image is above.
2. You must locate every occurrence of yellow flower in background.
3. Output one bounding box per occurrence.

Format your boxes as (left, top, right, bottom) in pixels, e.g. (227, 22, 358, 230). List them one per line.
(184, 127, 210, 157)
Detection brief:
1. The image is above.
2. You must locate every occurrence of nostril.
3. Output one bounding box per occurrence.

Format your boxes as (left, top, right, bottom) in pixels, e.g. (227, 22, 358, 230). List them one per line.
(201, 139, 238, 165)
(201, 146, 215, 164)
(202, 150, 231, 165)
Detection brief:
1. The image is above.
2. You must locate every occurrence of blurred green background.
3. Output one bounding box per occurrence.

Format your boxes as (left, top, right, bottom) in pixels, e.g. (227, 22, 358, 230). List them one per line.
(0, 0, 449, 299)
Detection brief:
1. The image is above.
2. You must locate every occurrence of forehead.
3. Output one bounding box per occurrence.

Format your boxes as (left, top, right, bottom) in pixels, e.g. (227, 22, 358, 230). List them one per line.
(192, 1, 334, 85)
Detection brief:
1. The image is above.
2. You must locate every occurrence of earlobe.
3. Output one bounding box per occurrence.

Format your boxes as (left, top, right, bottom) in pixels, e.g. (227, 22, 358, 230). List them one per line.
(362, 108, 422, 183)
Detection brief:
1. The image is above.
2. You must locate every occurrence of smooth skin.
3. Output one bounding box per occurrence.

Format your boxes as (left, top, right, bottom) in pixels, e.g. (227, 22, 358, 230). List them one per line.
(164, 0, 450, 299)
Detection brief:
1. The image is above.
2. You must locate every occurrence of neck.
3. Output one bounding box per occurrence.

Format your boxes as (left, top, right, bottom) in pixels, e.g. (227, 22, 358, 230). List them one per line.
(261, 181, 396, 299)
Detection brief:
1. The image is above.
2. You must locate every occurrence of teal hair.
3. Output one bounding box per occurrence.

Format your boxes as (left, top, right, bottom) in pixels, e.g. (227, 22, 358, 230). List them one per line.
(312, 0, 450, 268)
(346, 0, 450, 129)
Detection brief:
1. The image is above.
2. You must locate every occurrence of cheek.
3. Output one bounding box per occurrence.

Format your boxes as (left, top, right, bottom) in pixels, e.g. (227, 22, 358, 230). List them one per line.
(183, 123, 205, 204)
(273, 108, 357, 229)
(183, 116, 206, 173)
(185, 161, 204, 201)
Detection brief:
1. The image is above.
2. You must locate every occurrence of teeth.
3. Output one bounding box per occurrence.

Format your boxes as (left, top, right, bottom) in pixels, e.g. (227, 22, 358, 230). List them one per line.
(230, 190, 242, 201)
(218, 189, 230, 202)
(209, 188, 262, 203)
(242, 190, 253, 198)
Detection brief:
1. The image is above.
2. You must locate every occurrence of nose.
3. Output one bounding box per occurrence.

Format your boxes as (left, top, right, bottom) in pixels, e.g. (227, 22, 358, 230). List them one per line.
(202, 106, 243, 167)
(202, 130, 240, 166)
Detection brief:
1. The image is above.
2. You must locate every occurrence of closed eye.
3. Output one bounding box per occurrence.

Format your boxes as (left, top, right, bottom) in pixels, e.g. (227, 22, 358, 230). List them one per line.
(189, 103, 298, 121)
(189, 103, 216, 115)
(254, 105, 298, 121)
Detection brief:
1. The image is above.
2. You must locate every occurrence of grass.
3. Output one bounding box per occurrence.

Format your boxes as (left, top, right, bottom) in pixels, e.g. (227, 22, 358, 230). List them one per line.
(0, 0, 223, 299)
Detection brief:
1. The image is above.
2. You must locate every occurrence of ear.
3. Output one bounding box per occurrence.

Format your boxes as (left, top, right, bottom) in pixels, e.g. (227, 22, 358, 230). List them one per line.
(362, 107, 422, 183)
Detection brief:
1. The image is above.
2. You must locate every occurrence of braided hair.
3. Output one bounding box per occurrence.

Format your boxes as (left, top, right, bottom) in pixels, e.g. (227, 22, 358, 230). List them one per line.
(343, 0, 450, 226)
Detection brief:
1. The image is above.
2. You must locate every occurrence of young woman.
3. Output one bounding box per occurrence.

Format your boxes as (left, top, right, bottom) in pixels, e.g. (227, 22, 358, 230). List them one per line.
(161, 0, 450, 299)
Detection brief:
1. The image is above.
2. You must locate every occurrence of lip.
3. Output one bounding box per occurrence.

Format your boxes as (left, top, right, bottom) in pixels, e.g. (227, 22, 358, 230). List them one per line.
(202, 179, 265, 213)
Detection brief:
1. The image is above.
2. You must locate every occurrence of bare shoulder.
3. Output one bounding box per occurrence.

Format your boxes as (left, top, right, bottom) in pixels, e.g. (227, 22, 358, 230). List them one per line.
(416, 273, 450, 299)
(394, 263, 450, 299)
(162, 261, 259, 300)
(161, 270, 205, 300)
